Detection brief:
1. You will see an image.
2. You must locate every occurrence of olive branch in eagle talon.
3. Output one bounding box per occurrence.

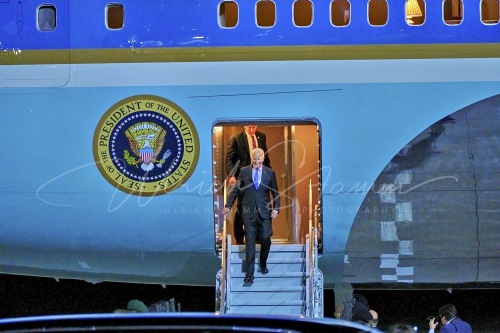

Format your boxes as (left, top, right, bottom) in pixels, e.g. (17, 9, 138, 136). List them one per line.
(124, 150, 139, 167)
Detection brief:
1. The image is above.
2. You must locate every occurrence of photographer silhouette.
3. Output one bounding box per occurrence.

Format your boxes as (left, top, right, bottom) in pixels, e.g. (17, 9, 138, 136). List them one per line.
(428, 304, 471, 333)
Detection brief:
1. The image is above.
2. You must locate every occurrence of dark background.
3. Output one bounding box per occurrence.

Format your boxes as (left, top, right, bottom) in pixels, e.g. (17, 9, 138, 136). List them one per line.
(1, 274, 498, 331)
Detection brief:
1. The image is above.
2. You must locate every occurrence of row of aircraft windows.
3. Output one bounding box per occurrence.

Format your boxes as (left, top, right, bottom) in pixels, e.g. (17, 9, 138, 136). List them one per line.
(36, 0, 500, 32)
(219, 0, 499, 27)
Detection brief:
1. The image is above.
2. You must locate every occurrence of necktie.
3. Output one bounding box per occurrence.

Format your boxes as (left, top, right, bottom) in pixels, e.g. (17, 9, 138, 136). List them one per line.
(251, 136, 257, 150)
(253, 169, 259, 189)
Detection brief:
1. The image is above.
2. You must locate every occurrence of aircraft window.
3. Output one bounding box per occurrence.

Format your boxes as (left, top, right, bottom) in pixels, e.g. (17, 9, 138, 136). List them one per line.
(219, 1, 239, 28)
(406, 0, 426, 25)
(37, 4, 56, 31)
(106, 3, 124, 29)
(368, 0, 388, 26)
(256, 0, 276, 27)
(443, 0, 463, 25)
(293, 0, 313, 27)
(481, 0, 500, 24)
(330, 0, 351, 27)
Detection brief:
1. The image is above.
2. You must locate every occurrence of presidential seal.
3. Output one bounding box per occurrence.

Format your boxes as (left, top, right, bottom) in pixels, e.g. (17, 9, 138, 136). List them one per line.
(93, 95, 199, 196)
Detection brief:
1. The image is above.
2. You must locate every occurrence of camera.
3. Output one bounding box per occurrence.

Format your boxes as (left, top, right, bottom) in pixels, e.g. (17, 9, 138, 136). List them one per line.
(426, 316, 440, 324)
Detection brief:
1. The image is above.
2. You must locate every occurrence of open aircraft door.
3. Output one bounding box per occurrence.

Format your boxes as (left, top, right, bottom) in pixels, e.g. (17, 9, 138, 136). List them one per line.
(213, 120, 322, 255)
(0, 0, 69, 87)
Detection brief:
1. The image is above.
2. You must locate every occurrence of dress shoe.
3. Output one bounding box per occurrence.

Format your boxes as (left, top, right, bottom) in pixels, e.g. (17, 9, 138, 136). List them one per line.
(259, 266, 269, 274)
(243, 274, 254, 283)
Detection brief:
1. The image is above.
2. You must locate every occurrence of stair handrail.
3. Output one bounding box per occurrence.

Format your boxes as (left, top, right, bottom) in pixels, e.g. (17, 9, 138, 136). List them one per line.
(311, 227, 321, 317)
(225, 232, 232, 312)
(303, 233, 310, 316)
(218, 180, 231, 313)
(306, 180, 322, 317)
(305, 180, 314, 317)
(221, 220, 228, 313)
(312, 205, 324, 317)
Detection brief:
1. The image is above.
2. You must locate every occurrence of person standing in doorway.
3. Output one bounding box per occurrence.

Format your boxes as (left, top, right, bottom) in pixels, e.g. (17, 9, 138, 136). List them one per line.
(225, 125, 270, 245)
(223, 148, 279, 283)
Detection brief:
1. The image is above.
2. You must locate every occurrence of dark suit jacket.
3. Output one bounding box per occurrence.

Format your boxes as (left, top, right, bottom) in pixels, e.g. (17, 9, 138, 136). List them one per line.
(225, 165, 280, 220)
(439, 318, 472, 333)
(225, 130, 270, 179)
(351, 294, 372, 324)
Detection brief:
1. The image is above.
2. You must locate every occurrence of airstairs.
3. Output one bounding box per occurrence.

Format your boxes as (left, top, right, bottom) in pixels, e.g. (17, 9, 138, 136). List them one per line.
(216, 229, 323, 317)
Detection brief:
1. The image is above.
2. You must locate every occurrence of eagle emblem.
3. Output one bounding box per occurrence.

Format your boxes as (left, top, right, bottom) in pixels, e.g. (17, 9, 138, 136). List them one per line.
(124, 122, 171, 171)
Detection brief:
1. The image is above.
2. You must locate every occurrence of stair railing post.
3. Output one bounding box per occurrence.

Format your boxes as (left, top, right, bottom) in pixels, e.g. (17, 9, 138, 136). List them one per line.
(307, 179, 315, 317)
(226, 233, 232, 312)
(313, 227, 324, 317)
(305, 234, 311, 317)
(219, 180, 229, 313)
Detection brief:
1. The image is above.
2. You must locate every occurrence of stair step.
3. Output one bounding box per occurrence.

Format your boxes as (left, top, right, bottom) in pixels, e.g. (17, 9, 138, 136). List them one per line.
(228, 305, 304, 316)
(230, 244, 305, 251)
(231, 300, 304, 306)
(229, 271, 306, 288)
(231, 272, 305, 278)
(230, 245, 306, 260)
(231, 286, 303, 292)
(230, 278, 304, 288)
(231, 253, 306, 264)
(231, 290, 304, 302)
(230, 253, 305, 260)
(230, 263, 305, 274)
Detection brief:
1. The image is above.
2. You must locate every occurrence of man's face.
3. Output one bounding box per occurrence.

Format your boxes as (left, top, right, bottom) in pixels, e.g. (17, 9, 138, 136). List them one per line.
(245, 125, 258, 136)
(252, 151, 264, 169)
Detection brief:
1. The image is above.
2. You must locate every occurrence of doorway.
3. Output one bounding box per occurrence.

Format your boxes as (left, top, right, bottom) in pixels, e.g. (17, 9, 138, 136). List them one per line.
(213, 120, 322, 256)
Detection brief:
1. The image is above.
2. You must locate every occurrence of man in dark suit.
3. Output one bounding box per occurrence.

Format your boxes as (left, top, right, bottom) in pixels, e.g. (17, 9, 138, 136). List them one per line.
(428, 304, 472, 333)
(223, 148, 279, 283)
(225, 125, 271, 245)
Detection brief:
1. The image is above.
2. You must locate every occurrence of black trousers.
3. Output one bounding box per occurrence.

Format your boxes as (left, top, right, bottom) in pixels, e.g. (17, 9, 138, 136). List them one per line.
(234, 202, 245, 244)
(243, 213, 272, 275)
